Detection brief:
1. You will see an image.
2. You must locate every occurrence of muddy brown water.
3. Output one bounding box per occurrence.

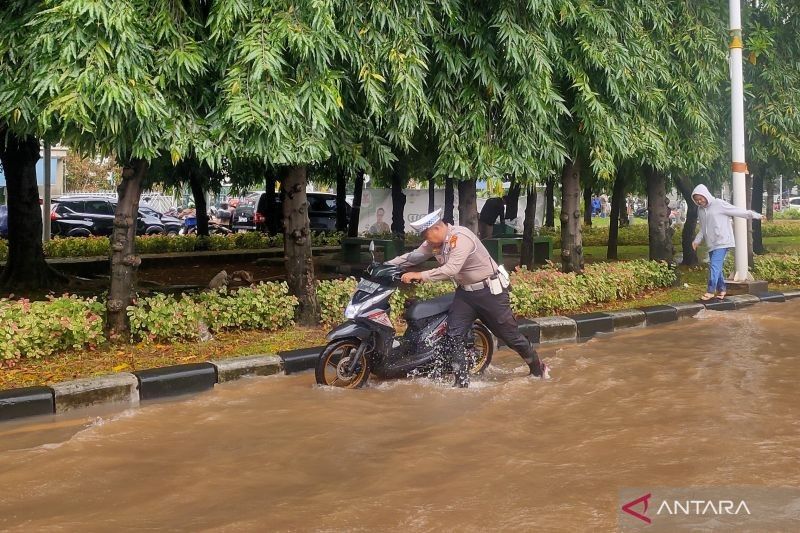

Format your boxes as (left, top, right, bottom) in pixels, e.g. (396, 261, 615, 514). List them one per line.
(1, 303, 799, 531)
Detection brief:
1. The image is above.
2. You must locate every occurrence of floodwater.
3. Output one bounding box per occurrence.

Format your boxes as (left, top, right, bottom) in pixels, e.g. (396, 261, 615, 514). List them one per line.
(1, 302, 799, 531)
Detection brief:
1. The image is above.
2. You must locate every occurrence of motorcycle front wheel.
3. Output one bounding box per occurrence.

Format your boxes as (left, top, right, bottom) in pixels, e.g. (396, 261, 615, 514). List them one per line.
(315, 338, 371, 388)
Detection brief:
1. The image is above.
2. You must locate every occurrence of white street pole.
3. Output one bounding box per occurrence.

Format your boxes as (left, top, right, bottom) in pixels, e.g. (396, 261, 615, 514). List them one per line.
(729, 0, 749, 281)
(43, 143, 51, 242)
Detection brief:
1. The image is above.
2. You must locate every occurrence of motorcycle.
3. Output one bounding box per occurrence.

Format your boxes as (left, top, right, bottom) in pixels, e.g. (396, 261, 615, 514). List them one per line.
(315, 242, 495, 389)
(178, 215, 233, 236)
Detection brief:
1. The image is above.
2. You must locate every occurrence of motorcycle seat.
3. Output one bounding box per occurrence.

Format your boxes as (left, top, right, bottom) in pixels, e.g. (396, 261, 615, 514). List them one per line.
(405, 293, 455, 322)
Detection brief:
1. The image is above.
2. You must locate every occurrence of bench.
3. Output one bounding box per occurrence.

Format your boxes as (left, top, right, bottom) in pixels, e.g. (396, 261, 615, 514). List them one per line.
(482, 236, 553, 266)
(341, 237, 401, 263)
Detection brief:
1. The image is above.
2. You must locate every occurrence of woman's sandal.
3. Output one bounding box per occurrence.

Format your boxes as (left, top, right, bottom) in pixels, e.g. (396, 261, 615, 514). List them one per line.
(700, 293, 715, 301)
(716, 292, 727, 300)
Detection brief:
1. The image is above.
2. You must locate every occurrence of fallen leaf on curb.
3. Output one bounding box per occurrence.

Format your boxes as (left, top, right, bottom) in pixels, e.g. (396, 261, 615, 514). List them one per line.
(112, 363, 130, 372)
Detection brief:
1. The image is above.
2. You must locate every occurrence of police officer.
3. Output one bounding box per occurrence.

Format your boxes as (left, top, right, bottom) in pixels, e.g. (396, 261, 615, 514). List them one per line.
(388, 209, 548, 387)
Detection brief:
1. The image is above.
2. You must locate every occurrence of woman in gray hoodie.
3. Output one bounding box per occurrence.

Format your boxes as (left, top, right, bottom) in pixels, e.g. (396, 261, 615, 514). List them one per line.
(691, 184, 763, 301)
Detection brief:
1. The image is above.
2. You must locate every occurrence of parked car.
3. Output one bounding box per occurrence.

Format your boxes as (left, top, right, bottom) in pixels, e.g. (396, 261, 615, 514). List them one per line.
(232, 192, 350, 233)
(139, 204, 182, 235)
(0, 205, 7, 238)
(51, 197, 165, 237)
(785, 197, 800, 210)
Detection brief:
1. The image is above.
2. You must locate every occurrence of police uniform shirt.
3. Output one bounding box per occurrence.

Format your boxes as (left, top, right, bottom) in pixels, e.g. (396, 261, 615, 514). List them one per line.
(387, 225, 496, 286)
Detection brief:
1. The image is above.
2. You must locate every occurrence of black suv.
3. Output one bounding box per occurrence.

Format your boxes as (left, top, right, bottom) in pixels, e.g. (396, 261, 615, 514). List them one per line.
(232, 192, 350, 233)
(51, 197, 166, 237)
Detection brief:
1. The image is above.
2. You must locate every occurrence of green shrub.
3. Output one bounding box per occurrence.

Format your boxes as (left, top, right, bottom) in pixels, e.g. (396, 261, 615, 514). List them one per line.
(389, 281, 454, 321)
(314, 261, 675, 324)
(128, 293, 203, 341)
(774, 209, 800, 220)
(198, 282, 297, 331)
(540, 224, 683, 248)
(129, 282, 298, 342)
(45, 236, 111, 257)
(0, 239, 7, 262)
(312, 231, 345, 247)
(135, 235, 175, 254)
(317, 278, 358, 326)
(761, 220, 800, 237)
(510, 260, 676, 317)
(751, 254, 800, 284)
(231, 232, 269, 249)
(0, 295, 105, 363)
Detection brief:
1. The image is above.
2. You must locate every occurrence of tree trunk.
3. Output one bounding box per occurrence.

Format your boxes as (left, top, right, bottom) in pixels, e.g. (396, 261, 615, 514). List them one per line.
(505, 176, 521, 220)
(545, 176, 555, 228)
(765, 177, 774, 221)
(583, 185, 593, 227)
(457, 179, 479, 234)
(443, 178, 455, 224)
(559, 158, 583, 273)
(0, 131, 64, 291)
(347, 171, 364, 238)
(644, 165, 674, 263)
(188, 171, 209, 238)
(106, 159, 148, 338)
(335, 171, 348, 232)
(607, 169, 625, 260)
(520, 186, 538, 268)
(266, 167, 280, 235)
(675, 175, 699, 266)
(617, 188, 630, 227)
(428, 174, 435, 212)
(752, 173, 765, 255)
(280, 165, 319, 325)
(390, 168, 406, 235)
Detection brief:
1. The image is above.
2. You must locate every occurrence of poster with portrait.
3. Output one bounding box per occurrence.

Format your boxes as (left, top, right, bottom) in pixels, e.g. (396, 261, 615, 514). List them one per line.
(356, 188, 545, 234)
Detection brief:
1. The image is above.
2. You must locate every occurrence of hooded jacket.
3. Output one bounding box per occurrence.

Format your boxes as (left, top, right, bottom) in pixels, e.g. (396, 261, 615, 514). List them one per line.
(691, 184, 761, 252)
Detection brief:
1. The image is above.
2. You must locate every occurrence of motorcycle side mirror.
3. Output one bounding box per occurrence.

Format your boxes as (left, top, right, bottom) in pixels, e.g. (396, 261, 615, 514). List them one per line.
(369, 240, 375, 262)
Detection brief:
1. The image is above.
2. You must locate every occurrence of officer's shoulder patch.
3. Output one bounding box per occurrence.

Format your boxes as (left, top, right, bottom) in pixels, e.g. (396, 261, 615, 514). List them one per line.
(449, 235, 458, 248)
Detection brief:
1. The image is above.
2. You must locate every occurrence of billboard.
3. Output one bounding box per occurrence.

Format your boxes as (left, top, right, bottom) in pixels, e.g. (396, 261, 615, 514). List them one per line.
(354, 188, 545, 234)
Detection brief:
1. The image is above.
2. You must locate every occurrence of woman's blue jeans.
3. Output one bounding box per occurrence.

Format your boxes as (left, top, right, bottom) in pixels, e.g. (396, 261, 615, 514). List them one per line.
(707, 248, 728, 294)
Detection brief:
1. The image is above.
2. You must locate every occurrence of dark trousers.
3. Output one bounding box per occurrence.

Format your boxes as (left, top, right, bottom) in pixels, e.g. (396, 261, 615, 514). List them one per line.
(446, 286, 538, 377)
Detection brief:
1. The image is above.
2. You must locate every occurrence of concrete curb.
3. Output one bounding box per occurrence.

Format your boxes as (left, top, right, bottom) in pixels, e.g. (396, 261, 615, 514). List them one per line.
(668, 302, 705, 320)
(51, 373, 139, 413)
(568, 312, 614, 340)
(3, 289, 800, 422)
(532, 316, 578, 344)
(605, 309, 646, 330)
(135, 363, 218, 400)
(0, 386, 54, 421)
(279, 347, 324, 375)
(210, 355, 283, 382)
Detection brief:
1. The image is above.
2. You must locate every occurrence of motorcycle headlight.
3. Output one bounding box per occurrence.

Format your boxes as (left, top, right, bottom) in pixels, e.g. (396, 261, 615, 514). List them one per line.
(344, 303, 359, 319)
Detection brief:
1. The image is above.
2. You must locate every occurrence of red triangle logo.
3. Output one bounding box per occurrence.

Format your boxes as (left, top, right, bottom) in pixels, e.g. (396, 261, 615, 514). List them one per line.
(622, 493, 652, 524)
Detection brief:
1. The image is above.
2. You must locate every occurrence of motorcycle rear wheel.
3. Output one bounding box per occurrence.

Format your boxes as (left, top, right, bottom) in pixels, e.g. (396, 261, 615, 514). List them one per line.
(315, 338, 371, 388)
(469, 323, 494, 375)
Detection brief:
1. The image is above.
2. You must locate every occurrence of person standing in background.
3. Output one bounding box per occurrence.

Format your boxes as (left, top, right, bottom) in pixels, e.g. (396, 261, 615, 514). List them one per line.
(478, 196, 506, 239)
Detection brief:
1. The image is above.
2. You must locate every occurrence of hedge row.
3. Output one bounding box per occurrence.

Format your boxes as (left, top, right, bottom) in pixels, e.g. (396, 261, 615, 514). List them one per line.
(0, 231, 347, 261)
(0, 259, 676, 362)
(0, 283, 298, 364)
(5, 251, 800, 363)
(540, 220, 800, 248)
(315, 259, 677, 326)
(128, 283, 298, 341)
(2, 221, 799, 262)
